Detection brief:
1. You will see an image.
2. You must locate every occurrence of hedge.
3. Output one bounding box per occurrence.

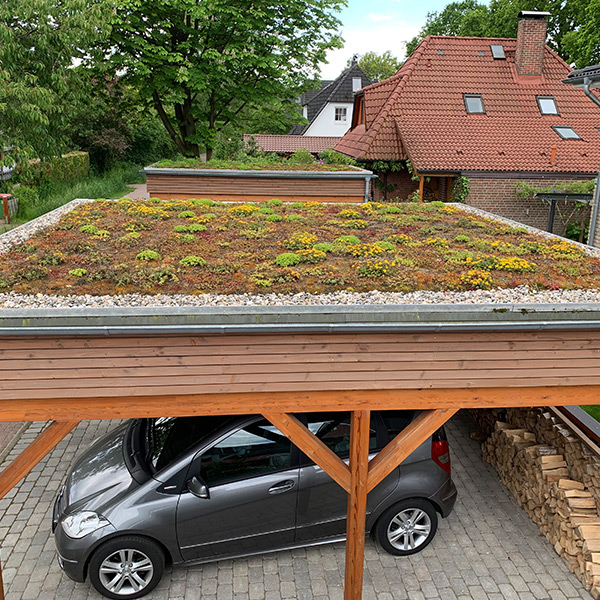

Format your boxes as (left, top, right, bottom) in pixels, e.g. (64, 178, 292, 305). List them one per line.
(16, 151, 90, 186)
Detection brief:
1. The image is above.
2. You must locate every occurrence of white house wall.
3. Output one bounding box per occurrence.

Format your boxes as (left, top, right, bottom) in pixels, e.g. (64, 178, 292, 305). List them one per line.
(304, 102, 353, 137)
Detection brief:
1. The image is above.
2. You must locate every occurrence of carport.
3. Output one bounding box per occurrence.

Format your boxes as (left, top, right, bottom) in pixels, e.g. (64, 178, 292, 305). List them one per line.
(0, 303, 599, 600)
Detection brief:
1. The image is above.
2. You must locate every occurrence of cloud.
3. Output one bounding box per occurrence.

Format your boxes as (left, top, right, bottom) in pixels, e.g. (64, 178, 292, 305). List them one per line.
(369, 13, 393, 22)
(320, 22, 420, 78)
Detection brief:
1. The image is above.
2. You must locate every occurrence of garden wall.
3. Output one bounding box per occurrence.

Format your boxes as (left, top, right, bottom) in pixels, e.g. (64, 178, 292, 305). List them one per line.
(471, 407, 600, 598)
(465, 174, 592, 237)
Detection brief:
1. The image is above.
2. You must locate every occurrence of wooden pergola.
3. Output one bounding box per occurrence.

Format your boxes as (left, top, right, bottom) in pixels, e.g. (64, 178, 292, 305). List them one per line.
(0, 303, 599, 600)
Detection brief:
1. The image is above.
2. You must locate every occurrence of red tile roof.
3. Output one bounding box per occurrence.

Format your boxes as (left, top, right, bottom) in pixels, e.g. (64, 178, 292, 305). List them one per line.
(243, 134, 341, 154)
(335, 35, 600, 174)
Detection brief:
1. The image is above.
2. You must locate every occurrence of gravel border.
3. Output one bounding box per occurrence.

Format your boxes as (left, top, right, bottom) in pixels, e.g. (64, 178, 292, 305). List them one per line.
(0, 198, 599, 308)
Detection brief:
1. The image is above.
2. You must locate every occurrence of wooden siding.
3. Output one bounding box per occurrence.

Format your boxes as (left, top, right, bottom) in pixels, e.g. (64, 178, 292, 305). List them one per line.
(0, 330, 599, 419)
(145, 173, 365, 203)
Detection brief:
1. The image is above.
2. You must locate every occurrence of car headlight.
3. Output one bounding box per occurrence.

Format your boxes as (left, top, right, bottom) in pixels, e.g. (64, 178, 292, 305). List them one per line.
(62, 511, 110, 539)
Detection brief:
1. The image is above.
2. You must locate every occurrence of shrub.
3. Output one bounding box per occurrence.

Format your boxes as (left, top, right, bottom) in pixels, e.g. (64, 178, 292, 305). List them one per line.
(275, 252, 302, 267)
(284, 232, 318, 250)
(288, 148, 313, 165)
(179, 255, 207, 267)
(16, 151, 90, 186)
(136, 250, 161, 261)
(13, 185, 39, 207)
(68, 268, 88, 277)
(334, 235, 361, 246)
(318, 148, 357, 165)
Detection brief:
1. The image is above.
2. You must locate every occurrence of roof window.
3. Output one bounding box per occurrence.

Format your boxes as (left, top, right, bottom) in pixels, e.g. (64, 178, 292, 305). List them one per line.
(464, 94, 485, 114)
(491, 45, 506, 59)
(552, 126, 581, 140)
(537, 96, 558, 115)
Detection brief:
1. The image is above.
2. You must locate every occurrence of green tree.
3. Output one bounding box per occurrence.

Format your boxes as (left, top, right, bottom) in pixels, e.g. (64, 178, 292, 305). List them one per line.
(0, 0, 106, 159)
(97, 0, 345, 159)
(405, 0, 489, 56)
(404, 0, 593, 65)
(347, 51, 403, 81)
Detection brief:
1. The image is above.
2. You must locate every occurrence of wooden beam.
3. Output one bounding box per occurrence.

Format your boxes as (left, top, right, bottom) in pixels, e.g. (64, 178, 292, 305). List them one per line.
(418, 175, 425, 202)
(0, 421, 79, 500)
(367, 409, 458, 493)
(344, 411, 371, 600)
(263, 413, 351, 492)
(0, 385, 599, 422)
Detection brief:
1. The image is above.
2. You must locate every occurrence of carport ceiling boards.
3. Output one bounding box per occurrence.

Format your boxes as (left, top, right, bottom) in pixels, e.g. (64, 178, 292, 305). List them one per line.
(0, 302, 599, 600)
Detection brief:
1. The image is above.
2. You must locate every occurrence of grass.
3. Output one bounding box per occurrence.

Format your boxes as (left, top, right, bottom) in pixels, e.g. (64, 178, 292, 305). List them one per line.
(13, 163, 144, 226)
(0, 198, 599, 296)
(581, 406, 600, 423)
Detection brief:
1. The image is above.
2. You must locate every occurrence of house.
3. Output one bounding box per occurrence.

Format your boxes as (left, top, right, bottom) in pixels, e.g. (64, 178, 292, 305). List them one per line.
(290, 59, 372, 137)
(335, 11, 600, 235)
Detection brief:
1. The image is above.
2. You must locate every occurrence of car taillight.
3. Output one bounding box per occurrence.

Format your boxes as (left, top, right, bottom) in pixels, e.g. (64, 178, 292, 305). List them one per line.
(432, 440, 451, 473)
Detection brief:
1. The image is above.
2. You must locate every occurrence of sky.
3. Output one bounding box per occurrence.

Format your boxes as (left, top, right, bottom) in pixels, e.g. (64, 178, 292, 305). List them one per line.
(321, 0, 460, 78)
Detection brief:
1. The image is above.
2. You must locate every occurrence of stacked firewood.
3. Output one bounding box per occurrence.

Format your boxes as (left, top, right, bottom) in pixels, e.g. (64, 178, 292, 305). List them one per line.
(482, 421, 600, 598)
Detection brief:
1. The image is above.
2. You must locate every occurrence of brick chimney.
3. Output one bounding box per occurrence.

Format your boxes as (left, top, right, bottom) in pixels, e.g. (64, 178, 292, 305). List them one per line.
(515, 11, 551, 77)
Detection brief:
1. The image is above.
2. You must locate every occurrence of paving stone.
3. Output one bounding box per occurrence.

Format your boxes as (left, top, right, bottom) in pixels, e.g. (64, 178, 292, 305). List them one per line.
(0, 413, 595, 600)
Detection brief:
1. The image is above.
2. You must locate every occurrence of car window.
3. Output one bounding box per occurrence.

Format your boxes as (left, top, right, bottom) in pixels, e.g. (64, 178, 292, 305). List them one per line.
(147, 416, 232, 473)
(306, 413, 377, 459)
(200, 421, 291, 486)
(380, 411, 415, 441)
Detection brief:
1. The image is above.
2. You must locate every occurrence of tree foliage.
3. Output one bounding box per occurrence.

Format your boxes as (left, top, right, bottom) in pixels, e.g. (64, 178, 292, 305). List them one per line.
(404, 0, 596, 67)
(96, 0, 345, 159)
(0, 0, 106, 159)
(347, 51, 403, 81)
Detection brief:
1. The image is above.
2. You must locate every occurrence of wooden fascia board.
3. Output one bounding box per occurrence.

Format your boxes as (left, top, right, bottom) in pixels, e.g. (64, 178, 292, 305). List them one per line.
(1, 385, 600, 422)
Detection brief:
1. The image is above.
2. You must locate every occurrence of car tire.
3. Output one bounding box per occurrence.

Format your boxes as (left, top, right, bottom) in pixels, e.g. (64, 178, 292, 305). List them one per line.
(88, 536, 165, 600)
(375, 498, 438, 556)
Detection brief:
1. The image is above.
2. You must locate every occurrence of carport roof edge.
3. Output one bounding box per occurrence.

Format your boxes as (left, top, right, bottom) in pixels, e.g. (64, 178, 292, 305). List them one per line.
(1, 303, 600, 335)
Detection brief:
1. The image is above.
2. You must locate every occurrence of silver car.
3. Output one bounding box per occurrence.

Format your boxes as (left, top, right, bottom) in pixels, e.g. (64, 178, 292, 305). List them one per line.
(53, 411, 457, 599)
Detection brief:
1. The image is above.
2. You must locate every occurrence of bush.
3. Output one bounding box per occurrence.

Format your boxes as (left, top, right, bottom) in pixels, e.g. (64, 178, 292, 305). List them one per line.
(16, 152, 90, 186)
(275, 252, 302, 267)
(12, 185, 39, 208)
(318, 148, 357, 166)
(288, 148, 313, 165)
(180, 255, 207, 267)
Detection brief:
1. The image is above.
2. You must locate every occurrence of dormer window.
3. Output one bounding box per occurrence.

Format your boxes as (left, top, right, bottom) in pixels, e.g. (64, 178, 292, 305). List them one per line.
(553, 126, 581, 139)
(537, 96, 558, 115)
(464, 94, 485, 114)
(352, 77, 362, 92)
(335, 107, 347, 122)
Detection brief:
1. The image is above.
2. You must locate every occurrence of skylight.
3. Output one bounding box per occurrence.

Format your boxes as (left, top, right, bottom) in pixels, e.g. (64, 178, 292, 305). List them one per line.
(537, 96, 558, 115)
(491, 45, 506, 59)
(553, 126, 581, 140)
(464, 94, 485, 114)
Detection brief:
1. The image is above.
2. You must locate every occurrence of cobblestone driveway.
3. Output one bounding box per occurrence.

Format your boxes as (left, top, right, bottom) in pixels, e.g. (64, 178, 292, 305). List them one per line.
(0, 412, 593, 600)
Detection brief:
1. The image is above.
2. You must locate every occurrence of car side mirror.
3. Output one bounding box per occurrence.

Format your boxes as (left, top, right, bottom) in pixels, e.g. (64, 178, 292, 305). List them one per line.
(187, 476, 210, 499)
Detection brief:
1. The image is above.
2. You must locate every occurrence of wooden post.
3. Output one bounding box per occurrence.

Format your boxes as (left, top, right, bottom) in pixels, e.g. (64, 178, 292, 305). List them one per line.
(418, 176, 425, 203)
(344, 410, 370, 600)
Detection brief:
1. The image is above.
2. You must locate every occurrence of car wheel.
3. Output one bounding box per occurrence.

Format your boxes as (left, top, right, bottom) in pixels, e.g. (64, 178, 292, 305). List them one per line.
(375, 499, 438, 556)
(88, 536, 164, 600)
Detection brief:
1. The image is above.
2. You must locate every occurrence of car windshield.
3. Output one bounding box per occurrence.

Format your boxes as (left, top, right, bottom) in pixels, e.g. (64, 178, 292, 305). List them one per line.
(144, 416, 232, 473)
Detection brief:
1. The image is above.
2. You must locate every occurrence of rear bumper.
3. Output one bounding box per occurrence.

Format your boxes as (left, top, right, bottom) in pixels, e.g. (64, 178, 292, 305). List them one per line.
(429, 477, 457, 518)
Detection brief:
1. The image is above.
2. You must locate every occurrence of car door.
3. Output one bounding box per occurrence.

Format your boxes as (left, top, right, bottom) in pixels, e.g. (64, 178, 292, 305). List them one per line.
(176, 418, 298, 562)
(294, 412, 381, 542)
(295, 411, 410, 543)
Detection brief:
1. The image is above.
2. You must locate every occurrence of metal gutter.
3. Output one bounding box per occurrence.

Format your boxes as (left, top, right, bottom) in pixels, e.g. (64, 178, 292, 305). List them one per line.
(588, 167, 600, 246)
(1, 303, 599, 336)
(143, 166, 373, 180)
